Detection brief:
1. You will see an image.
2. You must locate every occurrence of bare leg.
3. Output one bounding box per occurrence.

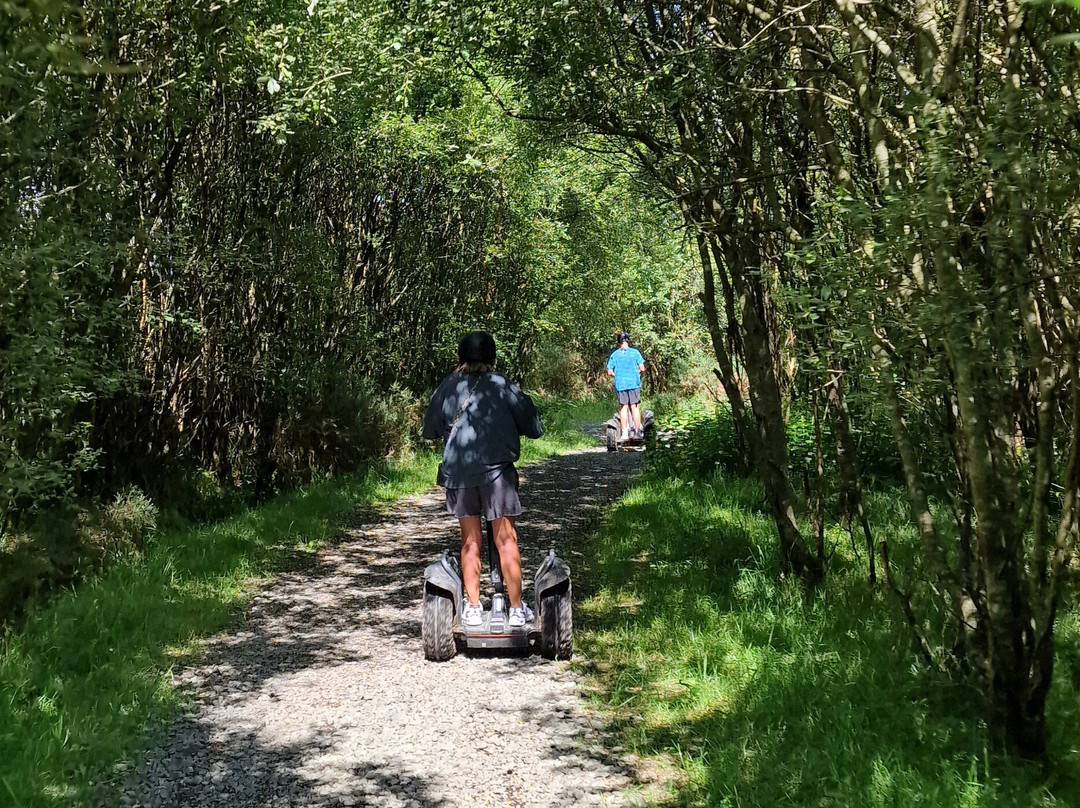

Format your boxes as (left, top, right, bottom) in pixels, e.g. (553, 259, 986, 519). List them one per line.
(491, 516, 523, 608)
(459, 516, 482, 606)
(631, 401, 643, 432)
(619, 402, 631, 436)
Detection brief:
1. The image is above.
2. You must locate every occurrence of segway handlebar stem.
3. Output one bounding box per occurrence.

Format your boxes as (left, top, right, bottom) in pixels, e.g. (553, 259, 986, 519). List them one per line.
(486, 518, 505, 595)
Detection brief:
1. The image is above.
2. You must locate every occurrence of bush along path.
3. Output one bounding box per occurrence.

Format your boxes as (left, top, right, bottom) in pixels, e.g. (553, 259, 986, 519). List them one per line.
(103, 435, 646, 808)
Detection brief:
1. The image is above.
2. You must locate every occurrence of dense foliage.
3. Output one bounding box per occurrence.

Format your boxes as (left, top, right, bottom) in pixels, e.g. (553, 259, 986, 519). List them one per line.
(5, 0, 1080, 766)
(0, 0, 703, 617)
(420, 0, 1080, 753)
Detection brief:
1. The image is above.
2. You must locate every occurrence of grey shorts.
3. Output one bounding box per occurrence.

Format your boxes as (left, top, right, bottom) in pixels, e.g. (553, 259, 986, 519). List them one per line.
(616, 388, 641, 405)
(445, 466, 521, 520)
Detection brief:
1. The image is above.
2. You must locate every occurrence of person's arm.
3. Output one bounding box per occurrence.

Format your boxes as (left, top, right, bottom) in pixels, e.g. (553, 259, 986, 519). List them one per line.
(422, 380, 448, 440)
(508, 382, 543, 439)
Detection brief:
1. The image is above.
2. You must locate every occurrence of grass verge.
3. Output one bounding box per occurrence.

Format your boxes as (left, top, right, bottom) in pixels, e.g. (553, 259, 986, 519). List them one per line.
(0, 395, 599, 808)
(522, 394, 614, 459)
(577, 469, 1080, 807)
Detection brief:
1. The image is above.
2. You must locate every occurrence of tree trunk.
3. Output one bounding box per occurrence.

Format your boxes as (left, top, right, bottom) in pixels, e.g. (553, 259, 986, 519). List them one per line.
(717, 229, 822, 581)
(684, 213, 754, 465)
(825, 370, 876, 583)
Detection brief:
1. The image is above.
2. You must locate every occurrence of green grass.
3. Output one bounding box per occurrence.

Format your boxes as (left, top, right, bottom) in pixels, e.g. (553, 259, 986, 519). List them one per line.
(522, 394, 614, 459)
(577, 470, 1080, 807)
(0, 459, 438, 807)
(0, 395, 600, 808)
(22, 392, 1068, 808)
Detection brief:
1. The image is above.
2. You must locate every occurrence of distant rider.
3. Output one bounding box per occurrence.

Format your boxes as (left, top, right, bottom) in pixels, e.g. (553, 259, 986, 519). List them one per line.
(606, 332, 645, 440)
(422, 331, 543, 628)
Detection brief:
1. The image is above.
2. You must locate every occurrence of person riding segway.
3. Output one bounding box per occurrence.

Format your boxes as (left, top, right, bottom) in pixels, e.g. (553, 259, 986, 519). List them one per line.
(420, 331, 573, 660)
(604, 332, 654, 451)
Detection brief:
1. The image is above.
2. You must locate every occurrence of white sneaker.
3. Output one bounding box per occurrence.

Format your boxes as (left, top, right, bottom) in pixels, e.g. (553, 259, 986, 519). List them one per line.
(508, 604, 534, 627)
(462, 601, 484, 627)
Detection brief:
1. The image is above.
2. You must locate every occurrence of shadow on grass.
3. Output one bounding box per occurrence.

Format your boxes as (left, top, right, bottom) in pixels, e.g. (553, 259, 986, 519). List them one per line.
(576, 474, 1080, 808)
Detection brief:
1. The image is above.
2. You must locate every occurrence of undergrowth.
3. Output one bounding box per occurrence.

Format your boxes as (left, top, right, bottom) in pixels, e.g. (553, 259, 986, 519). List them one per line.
(578, 408, 1080, 808)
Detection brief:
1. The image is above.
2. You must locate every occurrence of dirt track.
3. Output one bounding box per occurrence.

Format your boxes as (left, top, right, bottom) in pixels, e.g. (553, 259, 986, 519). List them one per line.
(107, 435, 647, 808)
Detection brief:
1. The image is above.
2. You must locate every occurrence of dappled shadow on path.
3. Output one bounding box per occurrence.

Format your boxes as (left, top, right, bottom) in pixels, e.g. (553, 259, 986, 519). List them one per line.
(116, 717, 457, 808)
(106, 435, 647, 808)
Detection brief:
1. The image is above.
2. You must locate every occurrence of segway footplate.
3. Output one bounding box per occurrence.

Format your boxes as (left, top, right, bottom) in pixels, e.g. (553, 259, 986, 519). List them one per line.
(456, 618, 537, 650)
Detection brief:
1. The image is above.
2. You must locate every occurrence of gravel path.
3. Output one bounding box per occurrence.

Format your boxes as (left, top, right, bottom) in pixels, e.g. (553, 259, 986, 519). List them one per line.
(108, 432, 646, 808)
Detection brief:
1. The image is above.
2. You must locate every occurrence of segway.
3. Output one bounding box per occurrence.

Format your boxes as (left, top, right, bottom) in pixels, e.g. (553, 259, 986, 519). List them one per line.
(421, 519, 573, 661)
(605, 409, 655, 452)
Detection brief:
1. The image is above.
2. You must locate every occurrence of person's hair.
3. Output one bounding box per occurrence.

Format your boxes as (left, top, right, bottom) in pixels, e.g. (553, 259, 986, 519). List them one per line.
(617, 331, 630, 345)
(457, 331, 497, 373)
(456, 361, 494, 374)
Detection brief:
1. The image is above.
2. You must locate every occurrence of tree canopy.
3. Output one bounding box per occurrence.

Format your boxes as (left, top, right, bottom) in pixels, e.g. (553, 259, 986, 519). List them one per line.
(2, 0, 1079, 758)
(1, 0, 701, 613)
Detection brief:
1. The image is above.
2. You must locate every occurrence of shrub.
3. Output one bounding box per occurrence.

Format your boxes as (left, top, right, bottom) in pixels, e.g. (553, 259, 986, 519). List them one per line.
(532, 344, 591, 398)
(0, 506, 81, 624)
(647, 401, 902, 489)
(93, 487, 160, 561)
(0, 535, 54, 624)
(646, 402, 744, 479)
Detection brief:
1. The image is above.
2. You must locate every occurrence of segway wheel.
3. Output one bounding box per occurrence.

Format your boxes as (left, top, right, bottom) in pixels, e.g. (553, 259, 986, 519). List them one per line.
(644, 424, 657, 450)
(422, 585, 456, 661)
(605, 426, 617, 452)
(539, 581, 573, 660)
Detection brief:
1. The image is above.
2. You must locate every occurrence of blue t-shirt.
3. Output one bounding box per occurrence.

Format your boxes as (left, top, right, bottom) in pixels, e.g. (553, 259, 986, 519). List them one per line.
(607, 346, 644, 392)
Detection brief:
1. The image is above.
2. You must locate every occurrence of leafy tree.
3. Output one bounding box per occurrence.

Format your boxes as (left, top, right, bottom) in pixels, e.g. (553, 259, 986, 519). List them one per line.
(0, 0, 699, 618)
(413, 0, 1080, 753)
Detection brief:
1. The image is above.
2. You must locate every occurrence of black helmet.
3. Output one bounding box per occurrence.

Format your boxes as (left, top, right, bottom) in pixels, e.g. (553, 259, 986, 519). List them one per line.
(616, 332, 630, 345)
(457, 330, 497, 365)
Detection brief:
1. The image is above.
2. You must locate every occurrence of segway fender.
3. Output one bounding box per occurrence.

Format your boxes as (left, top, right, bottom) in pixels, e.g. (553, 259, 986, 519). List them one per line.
(424, 550, 463, 609)
(534, 548, 571, 603)
(607, 411, 653, 431)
